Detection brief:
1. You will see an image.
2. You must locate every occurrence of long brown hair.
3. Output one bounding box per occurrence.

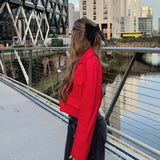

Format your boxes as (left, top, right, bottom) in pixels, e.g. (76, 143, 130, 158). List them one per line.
(59, 17, 102, 103)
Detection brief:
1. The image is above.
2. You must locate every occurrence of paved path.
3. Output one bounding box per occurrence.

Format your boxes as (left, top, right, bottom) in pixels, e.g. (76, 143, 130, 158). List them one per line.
(0, 80, 120, 160)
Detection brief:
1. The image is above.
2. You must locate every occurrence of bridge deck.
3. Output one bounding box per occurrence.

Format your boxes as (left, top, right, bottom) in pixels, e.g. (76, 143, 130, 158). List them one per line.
(0, 80, 119, 160)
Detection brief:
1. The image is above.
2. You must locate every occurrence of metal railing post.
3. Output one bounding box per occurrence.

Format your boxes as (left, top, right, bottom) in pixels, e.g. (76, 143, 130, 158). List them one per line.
(1, 51, 7, 76)
(48, 62, 55, 96)
(105, 53, 138, 124)
(59, 55, 61, 68)
(29, 50, 32, 87)
(14, 50, 29, 85)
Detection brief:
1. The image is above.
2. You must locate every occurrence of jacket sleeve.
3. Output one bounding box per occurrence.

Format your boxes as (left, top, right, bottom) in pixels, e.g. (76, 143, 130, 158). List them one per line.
(71, 61, 102, 160)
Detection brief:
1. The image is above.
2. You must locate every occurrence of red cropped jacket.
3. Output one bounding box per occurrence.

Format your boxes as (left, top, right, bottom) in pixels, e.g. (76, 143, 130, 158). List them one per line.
(59, 47, 103, 160)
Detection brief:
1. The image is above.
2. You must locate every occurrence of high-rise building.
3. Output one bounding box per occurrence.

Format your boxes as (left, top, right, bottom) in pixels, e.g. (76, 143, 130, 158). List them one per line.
(80, 0, 141, 39)
(112, 0, 121, 38)
(0, 0, 68, 45)
(139, 6, 153, 37)
(69, 3, 74, 34)
(74, 11, 80, 22)
(142, 6, 153, 18)
(112, 0, 141, 38)
(68, 3, 80, 34)
(80, 0, 113, 39)
(125, 0, 141, 32)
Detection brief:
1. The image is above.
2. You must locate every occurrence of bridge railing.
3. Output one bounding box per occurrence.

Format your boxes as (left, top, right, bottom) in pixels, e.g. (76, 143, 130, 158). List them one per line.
(102, 47, 160, 159)
(0, 47, 160, 159)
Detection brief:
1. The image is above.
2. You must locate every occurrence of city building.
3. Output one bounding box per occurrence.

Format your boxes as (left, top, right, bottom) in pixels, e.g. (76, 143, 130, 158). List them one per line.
(80, 0, 142, 39)
(152, 30, 158, 37)
(68, 3, 80, 34)
(139, 18, 153, 37)
(112, 0, 141, 38)
(158, 18, 160, 37)
(112, 0, 121, 38)
(69, 3, 74, 34)
(74, 11, 80, 22)
(141, 6, 153, 18)
(125, 0, 141, 32)
(80, 0, 113, 39)
(139, 6, 153, 37)
(0, 0, 68, 46)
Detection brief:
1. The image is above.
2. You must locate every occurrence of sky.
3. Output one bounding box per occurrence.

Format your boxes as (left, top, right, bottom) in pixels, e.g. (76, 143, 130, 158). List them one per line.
(69, 0, 160, 30)
(69, 0, 79, 11)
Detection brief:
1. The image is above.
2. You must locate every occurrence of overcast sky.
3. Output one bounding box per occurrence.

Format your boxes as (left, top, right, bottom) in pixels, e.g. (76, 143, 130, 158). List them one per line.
(69, 0, 160, 30)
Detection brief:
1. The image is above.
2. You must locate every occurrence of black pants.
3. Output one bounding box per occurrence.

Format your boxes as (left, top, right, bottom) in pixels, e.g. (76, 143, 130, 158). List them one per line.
(64, 112, 107, 160)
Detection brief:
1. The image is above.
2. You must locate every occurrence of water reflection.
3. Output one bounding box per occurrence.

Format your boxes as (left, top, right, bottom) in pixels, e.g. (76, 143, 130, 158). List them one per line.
(142, 53, 160, 66)
(100, 53, 160, 158)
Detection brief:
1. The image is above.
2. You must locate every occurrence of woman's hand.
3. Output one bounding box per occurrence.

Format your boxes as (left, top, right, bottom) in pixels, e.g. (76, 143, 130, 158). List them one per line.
(69, 155, 78, 160)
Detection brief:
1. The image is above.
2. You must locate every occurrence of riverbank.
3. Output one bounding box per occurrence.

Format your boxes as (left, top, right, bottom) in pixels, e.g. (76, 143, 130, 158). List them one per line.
(105, 37, 160, 48)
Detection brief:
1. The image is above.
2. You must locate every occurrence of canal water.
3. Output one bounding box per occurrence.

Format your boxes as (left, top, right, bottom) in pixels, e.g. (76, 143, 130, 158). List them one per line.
(101, 53, 160, 159)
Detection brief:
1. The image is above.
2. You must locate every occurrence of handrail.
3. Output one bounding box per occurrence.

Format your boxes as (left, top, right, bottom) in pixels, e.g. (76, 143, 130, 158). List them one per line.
(0, 73, 59, 106)
(0, 46, 160, 53)
(0, 47, 159, 159)
(103, 47, 160, 53)
(107, 126, 160, 157)
(0, 47, 69, 51)
(105, 53, 137, 123)
(0, 73, 160, 157)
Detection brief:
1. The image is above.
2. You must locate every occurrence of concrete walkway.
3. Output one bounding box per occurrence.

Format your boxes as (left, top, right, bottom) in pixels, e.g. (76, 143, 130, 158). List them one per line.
(0, 80, 120, 160)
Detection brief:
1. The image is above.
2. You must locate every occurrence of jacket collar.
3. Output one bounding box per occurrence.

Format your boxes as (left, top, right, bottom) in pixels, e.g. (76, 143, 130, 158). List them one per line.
(78, 47, 95, 64)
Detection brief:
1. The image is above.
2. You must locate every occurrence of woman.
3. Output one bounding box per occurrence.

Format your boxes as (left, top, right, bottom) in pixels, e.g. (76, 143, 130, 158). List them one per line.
(59, 17, 106, 160)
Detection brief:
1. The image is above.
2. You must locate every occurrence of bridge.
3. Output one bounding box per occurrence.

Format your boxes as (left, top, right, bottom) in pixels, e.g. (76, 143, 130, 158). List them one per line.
(0, 47, 160, 160)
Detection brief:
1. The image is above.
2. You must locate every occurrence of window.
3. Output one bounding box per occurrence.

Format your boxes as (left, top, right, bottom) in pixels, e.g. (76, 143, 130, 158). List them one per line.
(104, 10, 108, 14)
(56, 14, 60, 22)
(103, 0, 108, 20)
(93, 16, 96, 20)
(83, 1, 86, 5)
(83, 6, 86, 10)
(83, 11, 86, 15)
(47, 1, 52, 9)
(128, 9, 131, 16)
(56, 5, 59, 12)
(104, 4, 107, 9)
(63, 7, 66, 14)
(103, 15, 108, 20)
(93, 0, 96, 4)
(37, 0, 43, 6)
(49, 13, 52, 20)
(110, 23, 112, 29)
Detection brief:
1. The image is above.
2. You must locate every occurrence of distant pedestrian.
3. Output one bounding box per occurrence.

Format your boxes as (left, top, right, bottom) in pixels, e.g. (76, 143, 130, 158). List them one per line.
(59, 17, 107, 160)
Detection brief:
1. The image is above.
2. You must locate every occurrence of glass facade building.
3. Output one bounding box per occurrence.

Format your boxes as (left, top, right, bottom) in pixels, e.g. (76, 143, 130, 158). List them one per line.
(0, 0, 68, 45)
(139, 17, 153, 37)
(139, 6, 153, 37)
